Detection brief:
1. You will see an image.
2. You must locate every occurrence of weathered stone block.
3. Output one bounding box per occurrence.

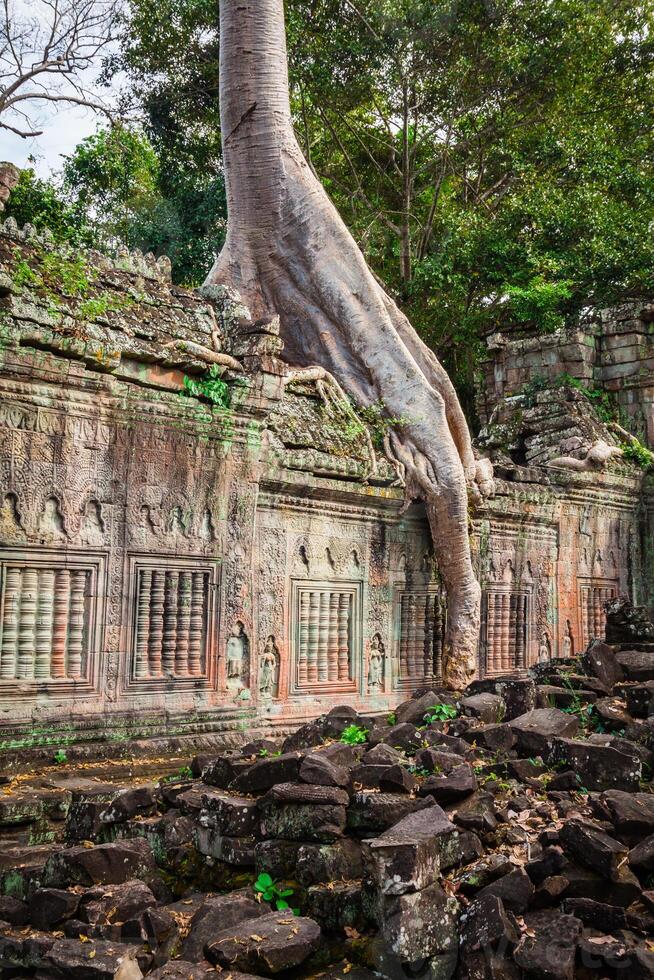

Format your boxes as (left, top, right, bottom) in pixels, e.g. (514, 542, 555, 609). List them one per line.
(363, 804, 458, 895)
(259, 803, 346, 842)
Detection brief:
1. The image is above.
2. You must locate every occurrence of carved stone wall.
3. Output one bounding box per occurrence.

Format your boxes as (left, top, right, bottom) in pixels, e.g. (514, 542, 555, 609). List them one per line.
(0, 221, 650, 748)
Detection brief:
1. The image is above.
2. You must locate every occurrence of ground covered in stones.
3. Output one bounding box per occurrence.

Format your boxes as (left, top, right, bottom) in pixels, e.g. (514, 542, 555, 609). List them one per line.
(3, 637, 654, 977)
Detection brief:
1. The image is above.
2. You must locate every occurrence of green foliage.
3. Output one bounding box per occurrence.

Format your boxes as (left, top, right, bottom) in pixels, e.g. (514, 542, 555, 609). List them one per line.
(387, 712, 397, 726)
(621, 438, 654, 470)
(53, 749, 67, 764)
(253, 873, 299, 914)
(162, 765, 193, 783)
(424, 703, 458, 723)
(340, 724, 369, 745)
(182, 365, 231, 409)
(4, 169, 93, 247)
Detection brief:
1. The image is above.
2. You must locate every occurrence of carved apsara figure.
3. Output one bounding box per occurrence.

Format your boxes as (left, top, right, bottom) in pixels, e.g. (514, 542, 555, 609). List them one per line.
(259, 635, 279, 698)
(368, 633, 385, 690)
(538, 632, 551, 663)
(562, 620, 574, 658)
(227, 621, 247, 683)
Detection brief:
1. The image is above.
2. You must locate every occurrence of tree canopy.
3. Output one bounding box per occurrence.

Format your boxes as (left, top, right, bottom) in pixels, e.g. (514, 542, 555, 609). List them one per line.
(8, 0, 654, 416)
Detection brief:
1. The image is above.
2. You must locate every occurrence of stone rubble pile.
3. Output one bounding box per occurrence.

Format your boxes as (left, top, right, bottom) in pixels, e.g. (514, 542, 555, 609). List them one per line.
(2, 636, 654, 977)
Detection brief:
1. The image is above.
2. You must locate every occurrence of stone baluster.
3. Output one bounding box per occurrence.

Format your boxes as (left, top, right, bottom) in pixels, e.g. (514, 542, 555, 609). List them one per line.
(507, 593, 518, 671)
(188, 572, 205, 676)
(414, 594, 426, 678)
(35, 570, 55, 679)
(176, 571, 192, 675)
(433, 597, 444, 681)
(580, 587, 590, 648)
(51, 569, 70, 679)
(64, 573, 83, 679)
(317, 591, 329, 681)
(327, 592, 339, 681)
(67, 570, 86, 679)
(499, 592, 511, 672)
(337, 592, 350, 681)
(423, 595, 435, 678)
(298, 590, 309, 685)
(135, 569, 152, 679)
(399, 594, 410, 678)
(17, 568, 37, 679)
(148, 571, 164, 675)
(0, 567, 21, 679)
(162, 570, 179, 674)
(487, 593, 499, 673)
(307, 591, 319, 684)
(407, 593, 418, 679)
(515, 594, 526, 669)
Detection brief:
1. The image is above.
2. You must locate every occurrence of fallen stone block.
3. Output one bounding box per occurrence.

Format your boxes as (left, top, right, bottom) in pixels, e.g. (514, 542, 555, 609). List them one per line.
(29, 888, 80, 929)
(418, 763, 477, 803)
(258, 782, 349, 807)
(296, 839, 363, 887)
(582, 640, 624, 689)
(201, 755, 252, 789)
(598, 789, 654, 841)
(378, 765, 418, 795)
(462, 693, 506, 723)
(254, 840, 302, 880)
(616, 650, 654, 682)
(559, 820, 628, 879)
(512, 910, 582, 980)
(0, 895, 29, 925)
(459, 893, 520, 952)
(231, 753, 304, 794)
(509, 708, 579, 756)
(376, 881, 459, 964)
(347, 792, 434, 834)
(549, 737, 641, 791)
(205, 910, 321, 974)
(299, 753, 349, 788)
(362, 803, 458, 895)
(394, 690, 440, 726)
(306, 881, 363, 932)
(99, 786, 157, 825)
(77, 880, 157, 926)
(195, 825, 256, 866)
(40, 938, 145, 979)
(629, 834, 654, 871)
(462, 723, 517, 752)
(200, 789, 259, 836)
(562, 897, 627, 932)
(477, 867, 534, 914)
(43, 839, 160, 892)
(259, 803, 346, 842)
(181, 892, 268, 962)
(452, 792, 498, 833)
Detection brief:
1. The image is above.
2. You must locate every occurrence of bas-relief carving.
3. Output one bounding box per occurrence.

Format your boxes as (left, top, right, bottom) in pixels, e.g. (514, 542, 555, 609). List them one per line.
(368, 633, 385, 691)
(259, 635, 279, 698)
(226, 621, 250, 694)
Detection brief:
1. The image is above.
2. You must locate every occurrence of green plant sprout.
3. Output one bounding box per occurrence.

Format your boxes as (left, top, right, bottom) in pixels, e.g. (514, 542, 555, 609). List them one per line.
(253, 873, 299, 914)
(424, 703, 458, 723)
(340, 724, 369, 745)
(53, 749, 67, 764)
(182, 364, 231, 408)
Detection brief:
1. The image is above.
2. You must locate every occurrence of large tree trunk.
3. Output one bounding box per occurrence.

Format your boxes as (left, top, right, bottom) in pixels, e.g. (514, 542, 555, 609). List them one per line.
(206, 0, 482, 688)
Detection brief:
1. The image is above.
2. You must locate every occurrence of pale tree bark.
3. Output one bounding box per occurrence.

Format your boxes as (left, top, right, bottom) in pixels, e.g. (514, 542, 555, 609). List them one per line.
(206, 0, 485, 688)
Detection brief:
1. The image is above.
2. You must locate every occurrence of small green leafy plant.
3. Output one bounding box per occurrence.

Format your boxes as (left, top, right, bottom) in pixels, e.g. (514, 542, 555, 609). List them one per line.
(340, 724, 369, 745)
(53, 749, 67, 764)
(424, 703, 458, 723)
(253, 873, 299, 914)
(387, 712, 397, 726)
(182, 364, 231, 409)
(621, 438, 654, 470)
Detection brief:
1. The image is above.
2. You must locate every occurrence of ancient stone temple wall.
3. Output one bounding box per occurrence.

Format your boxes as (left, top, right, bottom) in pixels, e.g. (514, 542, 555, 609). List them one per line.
(0, 216, 651, 749)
